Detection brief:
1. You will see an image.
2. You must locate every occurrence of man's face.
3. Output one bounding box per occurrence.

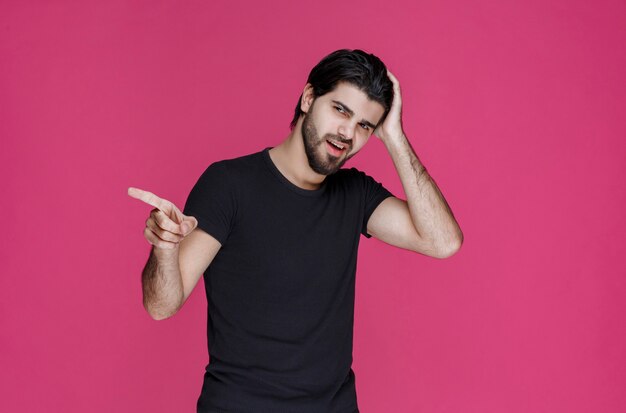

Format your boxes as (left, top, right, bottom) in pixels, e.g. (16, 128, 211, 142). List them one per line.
(301, 82, 385, 176)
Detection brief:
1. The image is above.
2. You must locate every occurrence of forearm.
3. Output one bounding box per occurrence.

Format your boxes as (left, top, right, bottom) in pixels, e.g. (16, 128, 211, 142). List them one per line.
(383, 133, 463, 255)
(142, 247, 184, 320)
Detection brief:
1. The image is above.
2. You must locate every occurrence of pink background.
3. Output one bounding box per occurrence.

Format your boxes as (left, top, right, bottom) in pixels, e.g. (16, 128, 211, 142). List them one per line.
(2, 1, 625, 412)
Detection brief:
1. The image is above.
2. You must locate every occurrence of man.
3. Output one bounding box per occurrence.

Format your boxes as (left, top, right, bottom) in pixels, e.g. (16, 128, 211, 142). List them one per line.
(129, 49, 462, 412)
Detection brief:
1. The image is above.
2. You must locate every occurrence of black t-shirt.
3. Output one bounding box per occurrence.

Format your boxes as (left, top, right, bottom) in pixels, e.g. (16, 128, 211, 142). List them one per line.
(183, 147, 394, 412)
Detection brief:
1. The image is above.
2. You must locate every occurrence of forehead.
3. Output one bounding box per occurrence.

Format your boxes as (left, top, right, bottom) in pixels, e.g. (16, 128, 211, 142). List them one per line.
(321, 82, 385, 122)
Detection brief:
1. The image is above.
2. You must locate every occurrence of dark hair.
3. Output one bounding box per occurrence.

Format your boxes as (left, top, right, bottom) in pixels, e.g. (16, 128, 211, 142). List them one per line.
(289, 49, 394, 130)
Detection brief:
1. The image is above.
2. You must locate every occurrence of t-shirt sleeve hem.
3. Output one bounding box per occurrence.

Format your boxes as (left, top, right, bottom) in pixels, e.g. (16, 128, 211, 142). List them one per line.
(361, 193, 395, 238)
(184, 208, 228, 245)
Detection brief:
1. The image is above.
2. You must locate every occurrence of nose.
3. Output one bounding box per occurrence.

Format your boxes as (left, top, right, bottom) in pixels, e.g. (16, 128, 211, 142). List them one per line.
(338, 121, 356, 141)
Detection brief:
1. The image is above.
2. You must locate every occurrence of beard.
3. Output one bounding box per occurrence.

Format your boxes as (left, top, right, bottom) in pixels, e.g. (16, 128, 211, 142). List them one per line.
(301, 108, 353, 176)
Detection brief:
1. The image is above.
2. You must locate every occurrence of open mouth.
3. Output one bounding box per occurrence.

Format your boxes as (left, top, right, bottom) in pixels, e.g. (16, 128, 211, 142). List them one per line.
(326, 139, 347, 156)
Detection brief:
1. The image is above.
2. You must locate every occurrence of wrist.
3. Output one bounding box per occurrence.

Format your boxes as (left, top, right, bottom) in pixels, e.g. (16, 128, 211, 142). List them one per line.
(152, 244, 180, 262)
(381, 132, 407, 148)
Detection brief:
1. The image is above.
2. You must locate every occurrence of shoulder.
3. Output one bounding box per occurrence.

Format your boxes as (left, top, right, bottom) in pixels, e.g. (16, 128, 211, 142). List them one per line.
(331, 166, 380, 188)
(200, 148, 266, 181)
(208, 149, 264, 170)
(332, 166, 394, 208)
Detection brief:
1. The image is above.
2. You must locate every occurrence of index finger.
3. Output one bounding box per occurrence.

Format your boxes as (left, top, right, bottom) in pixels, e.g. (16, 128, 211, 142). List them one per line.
(386, 69, 399, 83)
(386, 70, 401, 91)
(128, 187, 168, 212)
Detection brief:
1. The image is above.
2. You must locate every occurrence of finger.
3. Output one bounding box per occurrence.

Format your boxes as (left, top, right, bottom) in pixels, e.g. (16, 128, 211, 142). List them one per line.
(386, 70, 402, 95)
(170, 203, 185, 225)
(373, 125, 382, 137)
(146, 217, 184, 243)
(385, 70, 403, 114)
(386, 70, 399, 85)
(143, 227, 179, 250)
(128, 187, 169, 212)
(151, 209, 184, 235)
(180, 215, 198, 236)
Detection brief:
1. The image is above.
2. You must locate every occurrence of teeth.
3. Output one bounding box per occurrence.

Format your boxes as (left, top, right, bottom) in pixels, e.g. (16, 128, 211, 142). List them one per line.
(329, 140, 344, 149)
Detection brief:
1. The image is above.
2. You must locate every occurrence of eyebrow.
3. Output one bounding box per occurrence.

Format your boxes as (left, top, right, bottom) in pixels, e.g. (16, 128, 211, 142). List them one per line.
(331, 100, 378, 129)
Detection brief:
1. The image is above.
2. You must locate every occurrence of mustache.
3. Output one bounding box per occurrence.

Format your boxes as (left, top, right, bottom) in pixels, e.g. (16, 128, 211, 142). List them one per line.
(323, 134, 352, 146)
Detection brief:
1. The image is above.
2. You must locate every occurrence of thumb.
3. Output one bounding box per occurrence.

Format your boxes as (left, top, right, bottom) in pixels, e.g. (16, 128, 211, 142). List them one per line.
(373, 124, 382, 139)
(181, 216, 198, 236)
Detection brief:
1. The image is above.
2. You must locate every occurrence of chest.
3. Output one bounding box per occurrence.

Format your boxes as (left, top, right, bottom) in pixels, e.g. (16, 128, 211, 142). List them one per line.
(210, 183, 364, 301)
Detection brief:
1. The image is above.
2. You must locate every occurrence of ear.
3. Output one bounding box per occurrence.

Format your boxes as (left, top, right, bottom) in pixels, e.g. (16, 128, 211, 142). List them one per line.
(300, 83, 315, 114)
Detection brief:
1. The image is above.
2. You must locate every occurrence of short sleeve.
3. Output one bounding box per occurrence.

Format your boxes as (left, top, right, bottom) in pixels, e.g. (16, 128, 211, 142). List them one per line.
(358, 170, 395, 238)
(183, 162, 236, 245)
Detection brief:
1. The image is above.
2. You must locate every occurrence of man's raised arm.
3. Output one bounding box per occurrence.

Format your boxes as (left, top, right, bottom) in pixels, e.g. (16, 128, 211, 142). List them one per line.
(128, 187, 221, 320)
(367, 71, 463, 258)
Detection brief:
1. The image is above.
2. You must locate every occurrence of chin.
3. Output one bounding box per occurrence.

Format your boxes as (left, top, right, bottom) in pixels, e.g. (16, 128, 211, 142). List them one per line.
(317, 154, 349, 176)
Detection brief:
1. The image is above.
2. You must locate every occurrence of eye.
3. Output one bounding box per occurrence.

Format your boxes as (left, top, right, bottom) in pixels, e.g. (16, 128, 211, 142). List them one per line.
(334, 105, 345, 114)
(360, 123, 370, 131)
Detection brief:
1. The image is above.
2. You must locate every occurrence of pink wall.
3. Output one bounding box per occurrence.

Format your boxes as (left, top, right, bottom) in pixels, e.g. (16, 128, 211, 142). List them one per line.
(2, 1, 625, 411)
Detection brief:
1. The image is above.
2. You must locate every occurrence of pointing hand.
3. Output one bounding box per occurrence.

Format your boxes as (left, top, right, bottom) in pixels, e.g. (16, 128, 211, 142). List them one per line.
(128, 187, 198, 250)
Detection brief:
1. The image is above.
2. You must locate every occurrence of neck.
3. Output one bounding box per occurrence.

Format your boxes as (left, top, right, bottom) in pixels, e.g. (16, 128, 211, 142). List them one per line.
(269, 120, 326, 190)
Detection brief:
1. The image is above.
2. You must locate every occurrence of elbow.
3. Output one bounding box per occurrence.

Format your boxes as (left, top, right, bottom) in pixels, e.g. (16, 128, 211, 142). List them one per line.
(142, 288, 184, 320)
(444, 233, 464, 258)
(148, 310, 176, 321)
(144, 301, 181, 321)
(429, 231, 464, 259)
(434, 243, 461, 259)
